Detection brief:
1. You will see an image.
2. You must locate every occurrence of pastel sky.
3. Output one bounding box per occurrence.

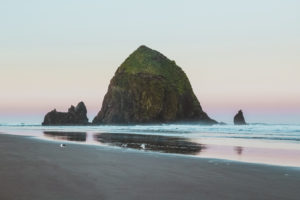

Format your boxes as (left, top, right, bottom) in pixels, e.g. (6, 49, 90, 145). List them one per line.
(0, 0, 299, 124)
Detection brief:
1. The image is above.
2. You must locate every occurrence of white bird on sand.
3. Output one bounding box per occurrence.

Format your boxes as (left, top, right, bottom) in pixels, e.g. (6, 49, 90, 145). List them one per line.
(60, 144, 66, 148)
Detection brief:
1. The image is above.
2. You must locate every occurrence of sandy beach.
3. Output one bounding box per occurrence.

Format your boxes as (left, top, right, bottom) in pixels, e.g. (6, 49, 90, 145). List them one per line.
(0, 133, 299, 200)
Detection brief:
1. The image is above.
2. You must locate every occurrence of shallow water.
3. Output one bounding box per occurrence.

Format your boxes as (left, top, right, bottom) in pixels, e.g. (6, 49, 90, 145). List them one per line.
(1, 123, 300, 167)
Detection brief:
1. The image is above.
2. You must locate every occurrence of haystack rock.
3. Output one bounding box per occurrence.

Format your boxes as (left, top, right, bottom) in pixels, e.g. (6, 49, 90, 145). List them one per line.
(42, 102, 89, 125)
(234, 110, 247, 125)
(93, 45, 217, 125)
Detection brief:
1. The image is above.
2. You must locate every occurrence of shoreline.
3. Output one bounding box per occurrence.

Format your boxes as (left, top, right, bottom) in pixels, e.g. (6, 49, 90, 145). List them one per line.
(1, 129, 300, 168)
(0, 133, 300, 200)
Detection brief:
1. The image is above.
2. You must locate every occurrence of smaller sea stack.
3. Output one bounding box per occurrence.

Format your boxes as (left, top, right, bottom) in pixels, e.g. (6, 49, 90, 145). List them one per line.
(234, 110, 247, 125)
(42, 102, 89, 125)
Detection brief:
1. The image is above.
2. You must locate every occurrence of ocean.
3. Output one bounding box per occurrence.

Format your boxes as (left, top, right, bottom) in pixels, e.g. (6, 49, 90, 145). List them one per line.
(1, 123, 300, 167)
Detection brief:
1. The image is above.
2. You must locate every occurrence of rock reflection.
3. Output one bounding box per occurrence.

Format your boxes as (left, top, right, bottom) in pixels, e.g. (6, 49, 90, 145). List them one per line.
(94, 133, 204, 155)
(234, 146, 243, 155)
(43, 131, 87, 142)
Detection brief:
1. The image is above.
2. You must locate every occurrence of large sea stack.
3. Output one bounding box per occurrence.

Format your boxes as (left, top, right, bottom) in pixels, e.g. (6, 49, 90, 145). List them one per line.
(234, 110, 247, 125)
(93, 45, 216, 124)
(42, 102, 88, 125)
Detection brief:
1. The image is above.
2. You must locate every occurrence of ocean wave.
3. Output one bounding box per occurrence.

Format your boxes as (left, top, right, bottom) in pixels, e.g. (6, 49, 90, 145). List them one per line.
(1, 123, 300, 143)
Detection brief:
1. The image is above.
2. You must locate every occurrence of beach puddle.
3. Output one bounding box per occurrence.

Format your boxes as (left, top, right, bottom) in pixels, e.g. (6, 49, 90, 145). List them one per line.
(94, 133, 205, 155)
(43, 131, 87, 142)
(42, 131, 204, 155)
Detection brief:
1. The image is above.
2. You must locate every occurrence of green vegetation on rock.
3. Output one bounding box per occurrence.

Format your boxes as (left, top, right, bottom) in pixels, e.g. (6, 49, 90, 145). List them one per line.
(117, 45, 190, 95)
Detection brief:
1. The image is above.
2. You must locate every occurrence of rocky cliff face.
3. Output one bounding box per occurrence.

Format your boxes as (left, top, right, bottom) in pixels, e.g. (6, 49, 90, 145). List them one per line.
(42, 102, 88, 125)
(93, 45, 216, 124)
(234, 110, 247, 125)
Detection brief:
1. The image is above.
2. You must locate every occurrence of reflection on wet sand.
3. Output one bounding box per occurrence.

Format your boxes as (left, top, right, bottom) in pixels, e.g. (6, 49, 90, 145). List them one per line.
(94, 133, 204, 155)
(43, 131, 87, 142)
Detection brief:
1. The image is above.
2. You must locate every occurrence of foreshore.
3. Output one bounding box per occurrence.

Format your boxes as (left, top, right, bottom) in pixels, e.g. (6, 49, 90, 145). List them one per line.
(0, 133, 299, 200)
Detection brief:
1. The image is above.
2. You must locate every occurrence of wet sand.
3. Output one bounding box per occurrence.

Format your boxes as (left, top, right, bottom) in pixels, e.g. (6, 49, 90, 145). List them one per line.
(0, 134, 299, 200)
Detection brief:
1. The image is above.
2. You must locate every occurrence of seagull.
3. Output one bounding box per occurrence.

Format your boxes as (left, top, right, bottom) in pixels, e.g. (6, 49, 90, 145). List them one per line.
(60, 144, 66, 148)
